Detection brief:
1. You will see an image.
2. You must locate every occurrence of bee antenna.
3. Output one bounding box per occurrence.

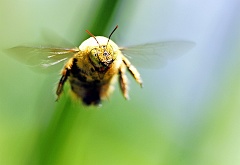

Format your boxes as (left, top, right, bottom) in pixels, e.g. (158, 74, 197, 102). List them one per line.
(107, 25, 118, 46)
(86, 29, 100, 47)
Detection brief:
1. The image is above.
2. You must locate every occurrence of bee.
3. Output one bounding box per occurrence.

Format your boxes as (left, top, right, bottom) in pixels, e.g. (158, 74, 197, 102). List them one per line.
(7, 25, 194, 106)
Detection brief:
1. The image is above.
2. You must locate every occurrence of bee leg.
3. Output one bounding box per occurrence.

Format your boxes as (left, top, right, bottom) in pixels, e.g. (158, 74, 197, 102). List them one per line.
(122, 56, 143, 87)
(56, 68, 70, 101)
(119, 64, 129, 100)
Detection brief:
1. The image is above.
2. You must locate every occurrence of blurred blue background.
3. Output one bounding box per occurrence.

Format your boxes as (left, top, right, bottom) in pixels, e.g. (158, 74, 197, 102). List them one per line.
(1, 0, 240, 165)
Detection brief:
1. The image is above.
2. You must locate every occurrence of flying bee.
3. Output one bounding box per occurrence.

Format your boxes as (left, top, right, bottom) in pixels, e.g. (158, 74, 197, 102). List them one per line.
(7, 25, 194, 106)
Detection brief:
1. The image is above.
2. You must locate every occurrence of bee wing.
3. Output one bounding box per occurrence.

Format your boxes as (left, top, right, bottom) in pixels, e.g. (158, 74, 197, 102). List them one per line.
(6, 46, 79, 73)
(120, 41, 195, 68)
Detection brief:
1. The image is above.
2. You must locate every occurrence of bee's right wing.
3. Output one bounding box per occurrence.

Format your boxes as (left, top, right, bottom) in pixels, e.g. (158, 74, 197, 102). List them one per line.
(120, 41, 195, 68)
(6, 46, 80, 73)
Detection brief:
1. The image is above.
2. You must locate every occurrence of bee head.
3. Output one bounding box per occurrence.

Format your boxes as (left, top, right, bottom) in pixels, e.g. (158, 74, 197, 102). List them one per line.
(89, 44, 115, 67)
(83, 25, 119, 69)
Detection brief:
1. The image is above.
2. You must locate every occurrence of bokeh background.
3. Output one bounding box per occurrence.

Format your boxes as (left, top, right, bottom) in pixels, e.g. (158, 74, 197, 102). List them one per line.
(1, 0, 240, 165)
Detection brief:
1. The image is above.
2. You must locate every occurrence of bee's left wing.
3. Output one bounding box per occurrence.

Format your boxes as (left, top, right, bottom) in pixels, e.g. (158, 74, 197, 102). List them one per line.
(120, 41, 195, 68)
(6, 46, 79, 73)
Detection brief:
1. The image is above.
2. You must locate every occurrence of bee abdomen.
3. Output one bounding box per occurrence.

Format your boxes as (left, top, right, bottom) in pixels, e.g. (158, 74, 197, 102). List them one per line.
(82, 89, 101, 105)
(69, 77, 102, 105)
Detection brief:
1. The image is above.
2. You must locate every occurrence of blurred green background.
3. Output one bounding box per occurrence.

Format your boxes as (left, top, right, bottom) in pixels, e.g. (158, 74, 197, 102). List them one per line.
(1, 0, 240, 165)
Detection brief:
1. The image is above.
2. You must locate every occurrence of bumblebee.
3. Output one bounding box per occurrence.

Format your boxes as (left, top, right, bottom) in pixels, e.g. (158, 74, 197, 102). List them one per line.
(56, 26, 142, 105)
(7, 25, 194, 106)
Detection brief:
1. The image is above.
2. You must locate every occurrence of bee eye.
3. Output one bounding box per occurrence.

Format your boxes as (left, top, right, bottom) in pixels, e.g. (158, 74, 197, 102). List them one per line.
(90, 49, 101, 66)
(91, 49, 98, 57)
(103, 51, 108, 56)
